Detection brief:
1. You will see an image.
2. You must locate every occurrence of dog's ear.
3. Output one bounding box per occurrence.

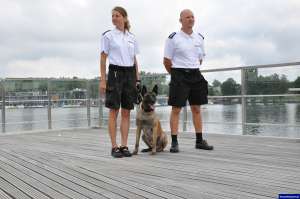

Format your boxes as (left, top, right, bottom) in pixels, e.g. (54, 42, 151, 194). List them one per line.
(142, 85, 147, 96)
(152, 84, 158, 96)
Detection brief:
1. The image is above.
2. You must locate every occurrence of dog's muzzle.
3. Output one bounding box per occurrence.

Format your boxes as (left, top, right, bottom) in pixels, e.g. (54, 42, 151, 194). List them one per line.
(142, 104, 155, 112)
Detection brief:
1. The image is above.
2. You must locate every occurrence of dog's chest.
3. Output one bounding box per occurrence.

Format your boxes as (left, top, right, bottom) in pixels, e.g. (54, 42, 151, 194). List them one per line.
(136, 111, 156, 128)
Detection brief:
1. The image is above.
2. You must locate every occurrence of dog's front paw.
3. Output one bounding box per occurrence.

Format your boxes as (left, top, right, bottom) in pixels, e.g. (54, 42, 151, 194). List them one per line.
(151, 151, 156, 155)
(132, 149, 138, 155)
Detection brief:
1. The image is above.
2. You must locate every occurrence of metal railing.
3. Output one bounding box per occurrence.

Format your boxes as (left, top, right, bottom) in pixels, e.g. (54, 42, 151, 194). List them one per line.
(1, 62, 300, 136)
(0, 78, 103, 133)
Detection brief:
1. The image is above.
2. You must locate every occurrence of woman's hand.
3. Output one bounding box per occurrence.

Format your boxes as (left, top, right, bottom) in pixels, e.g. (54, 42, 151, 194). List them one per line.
(99, 79, 106, 95)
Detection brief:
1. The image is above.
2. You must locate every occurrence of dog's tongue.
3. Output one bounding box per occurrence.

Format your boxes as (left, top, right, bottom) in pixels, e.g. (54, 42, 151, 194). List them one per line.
(149, 105, 155, 111)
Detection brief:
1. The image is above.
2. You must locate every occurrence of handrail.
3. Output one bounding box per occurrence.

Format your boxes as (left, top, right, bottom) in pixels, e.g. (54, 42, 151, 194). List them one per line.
(201, 61, 300, 73)
(1, 62, 300, 136)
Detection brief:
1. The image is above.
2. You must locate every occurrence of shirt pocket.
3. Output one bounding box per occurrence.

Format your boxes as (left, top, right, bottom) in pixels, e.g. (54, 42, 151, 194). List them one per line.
(194, 43, 204, 59)
(127, 40, 135, 57)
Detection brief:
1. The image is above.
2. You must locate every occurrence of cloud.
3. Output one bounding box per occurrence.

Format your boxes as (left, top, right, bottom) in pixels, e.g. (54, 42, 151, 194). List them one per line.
(0, 0, 299, 79)
(6, 57, 97, 78)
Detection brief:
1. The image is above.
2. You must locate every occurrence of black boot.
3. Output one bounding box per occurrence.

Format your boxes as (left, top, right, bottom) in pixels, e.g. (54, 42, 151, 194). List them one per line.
(195, 140, 214, 150)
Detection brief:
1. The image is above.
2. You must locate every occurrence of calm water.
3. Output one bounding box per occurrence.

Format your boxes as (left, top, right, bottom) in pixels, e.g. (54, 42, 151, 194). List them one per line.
(1, 103, 300, 138)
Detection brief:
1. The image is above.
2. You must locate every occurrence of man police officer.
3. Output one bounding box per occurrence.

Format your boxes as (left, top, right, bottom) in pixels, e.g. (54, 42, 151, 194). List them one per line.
(163, 9, 213, 153)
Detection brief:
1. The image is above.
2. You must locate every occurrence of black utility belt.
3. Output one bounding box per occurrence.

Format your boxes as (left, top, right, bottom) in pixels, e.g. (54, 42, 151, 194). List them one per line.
(172, 68, 199, 73)
(109, 64, 135, 71)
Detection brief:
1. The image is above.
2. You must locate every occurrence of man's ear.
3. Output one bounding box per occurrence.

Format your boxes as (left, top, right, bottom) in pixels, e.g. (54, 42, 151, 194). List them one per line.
(142, 85, 147, 96)
(152, 85, 158, 96)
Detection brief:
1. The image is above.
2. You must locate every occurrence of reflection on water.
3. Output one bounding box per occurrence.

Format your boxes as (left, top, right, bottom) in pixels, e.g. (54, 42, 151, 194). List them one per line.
(22, 108, 34, 130)
(296, 104, 300, 123)
(2, 103, 300, 138)
(222, 104, 238, 122)
(245, 103, 300, 137)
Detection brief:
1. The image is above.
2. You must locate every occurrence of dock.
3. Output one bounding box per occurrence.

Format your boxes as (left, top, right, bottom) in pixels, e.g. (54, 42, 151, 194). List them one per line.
(0, 128, 299, 199)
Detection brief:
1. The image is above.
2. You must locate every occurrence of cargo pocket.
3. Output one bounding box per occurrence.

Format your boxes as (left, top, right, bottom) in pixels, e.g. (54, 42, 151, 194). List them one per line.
(199, 77, 208, 96)
(105, 85, 117, 108)
(105, 70, 120, 109)
(168, 81, 181, 104)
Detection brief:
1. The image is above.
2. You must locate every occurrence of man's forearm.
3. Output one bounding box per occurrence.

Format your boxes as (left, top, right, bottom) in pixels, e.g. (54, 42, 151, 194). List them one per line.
(164, 64, 171, 74)
(163, 58, 172, 74)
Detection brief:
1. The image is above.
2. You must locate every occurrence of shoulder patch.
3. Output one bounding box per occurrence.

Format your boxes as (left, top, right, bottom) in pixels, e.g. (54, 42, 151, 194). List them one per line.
(168, 32, 176, 39)
(102, 30, 111, 36)
(198, 33, 204, 40)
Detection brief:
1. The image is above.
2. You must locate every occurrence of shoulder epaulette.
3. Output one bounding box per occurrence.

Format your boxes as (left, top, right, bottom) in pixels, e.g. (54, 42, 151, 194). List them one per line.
(168, 32, 176, 39)
(102, 30, 111, 36)
(198, 33, 204, 40)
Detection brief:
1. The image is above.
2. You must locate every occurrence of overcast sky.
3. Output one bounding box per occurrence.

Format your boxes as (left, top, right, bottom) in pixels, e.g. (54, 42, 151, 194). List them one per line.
(1, 0, 300, 80)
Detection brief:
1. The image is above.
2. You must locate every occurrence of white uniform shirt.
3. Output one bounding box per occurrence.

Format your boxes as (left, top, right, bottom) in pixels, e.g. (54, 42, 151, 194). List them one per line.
(101, 28, 139, 67)
(164, 30, 205, 69)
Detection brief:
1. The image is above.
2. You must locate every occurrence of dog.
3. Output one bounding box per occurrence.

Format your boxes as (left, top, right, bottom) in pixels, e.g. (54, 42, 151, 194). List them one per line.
(133, 85, 168, 155)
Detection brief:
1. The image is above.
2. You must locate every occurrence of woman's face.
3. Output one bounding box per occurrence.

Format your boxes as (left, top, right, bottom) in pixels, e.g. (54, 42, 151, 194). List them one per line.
(112, 10, 125, 30)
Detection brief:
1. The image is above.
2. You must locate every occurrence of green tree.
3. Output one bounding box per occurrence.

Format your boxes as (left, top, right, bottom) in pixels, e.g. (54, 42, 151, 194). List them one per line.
(208, 84, 214, 96)
(294, 76, 300, 88)
(221, 78, 240, 95)
(212, 80, 221, 87)
(211, 80, 222, 96)
(140, 71, 168, 95)
(247, 73, 289, 94)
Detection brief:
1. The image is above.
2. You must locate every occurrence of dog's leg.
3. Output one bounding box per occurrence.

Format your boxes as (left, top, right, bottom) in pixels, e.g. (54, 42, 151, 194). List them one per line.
(133, 124, 142, 155)
(141, 134, 152, 152)
(151, 119, 158, 155)
(158, 120, 168, 151)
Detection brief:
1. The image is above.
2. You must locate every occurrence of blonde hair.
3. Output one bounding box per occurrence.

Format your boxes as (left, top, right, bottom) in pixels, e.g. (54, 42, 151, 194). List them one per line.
(112, 6, 130, 31)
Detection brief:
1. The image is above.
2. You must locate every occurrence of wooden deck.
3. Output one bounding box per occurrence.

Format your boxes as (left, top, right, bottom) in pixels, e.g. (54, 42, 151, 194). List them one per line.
(0, 128, 299, 199)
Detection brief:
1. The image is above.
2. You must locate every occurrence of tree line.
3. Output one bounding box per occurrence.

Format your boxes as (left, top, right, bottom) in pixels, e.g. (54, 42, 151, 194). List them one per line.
(3, 70, 300, 98)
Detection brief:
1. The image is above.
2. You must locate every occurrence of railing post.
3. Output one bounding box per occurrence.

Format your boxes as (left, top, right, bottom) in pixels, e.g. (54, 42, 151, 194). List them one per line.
(182, 105, 187, 132)
(86, 80, 91, 127)
(98, 79, 104, 128)
(241, 68, 247, 135)
(47, 80, 52, 130)
(1, 80, 5, 133)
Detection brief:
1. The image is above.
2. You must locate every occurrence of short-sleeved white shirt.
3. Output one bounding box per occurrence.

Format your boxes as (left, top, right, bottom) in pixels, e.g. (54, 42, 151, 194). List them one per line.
(164, 30, 205, 69)
(101, 28, 139, 67)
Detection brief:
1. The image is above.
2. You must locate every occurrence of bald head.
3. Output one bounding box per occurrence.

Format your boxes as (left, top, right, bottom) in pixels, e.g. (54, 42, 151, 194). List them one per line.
(180, 9, 194, 19)
(179, 9, 195, 30)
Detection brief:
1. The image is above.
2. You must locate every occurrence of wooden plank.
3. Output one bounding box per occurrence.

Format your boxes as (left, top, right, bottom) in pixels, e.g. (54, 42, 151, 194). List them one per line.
(0, 128, 299, 199)
(0, 157, 70, 199)
(0, 188, 13, 199)
(0, 175, 37, 199)
(0, 167, 51, 199)
(0, 150, 135, 199)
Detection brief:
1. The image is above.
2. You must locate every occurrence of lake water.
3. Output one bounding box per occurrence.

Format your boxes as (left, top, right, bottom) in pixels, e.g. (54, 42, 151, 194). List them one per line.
(2, 103, 300, 138)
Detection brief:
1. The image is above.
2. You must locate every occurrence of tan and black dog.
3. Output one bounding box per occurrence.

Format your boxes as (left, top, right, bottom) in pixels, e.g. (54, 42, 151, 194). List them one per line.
(133, 85, 168, 155)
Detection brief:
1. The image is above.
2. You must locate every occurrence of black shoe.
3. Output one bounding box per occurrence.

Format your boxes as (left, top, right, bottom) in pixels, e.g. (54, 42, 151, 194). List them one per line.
(141, 148, 152, 153)
(170, 143, 179, 153)
(195, 140, 214, 150)
(119, 146, 132, 157)
(111, 147, 123, 158)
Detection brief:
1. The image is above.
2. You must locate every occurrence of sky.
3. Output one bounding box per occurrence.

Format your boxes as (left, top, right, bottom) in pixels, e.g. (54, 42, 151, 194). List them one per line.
(1, 0, 300, 81)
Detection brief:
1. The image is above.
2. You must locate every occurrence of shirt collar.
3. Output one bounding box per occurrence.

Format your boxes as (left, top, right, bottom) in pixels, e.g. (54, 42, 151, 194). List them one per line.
(114, 27, 129, 35)
(180, 30, 195, 38)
